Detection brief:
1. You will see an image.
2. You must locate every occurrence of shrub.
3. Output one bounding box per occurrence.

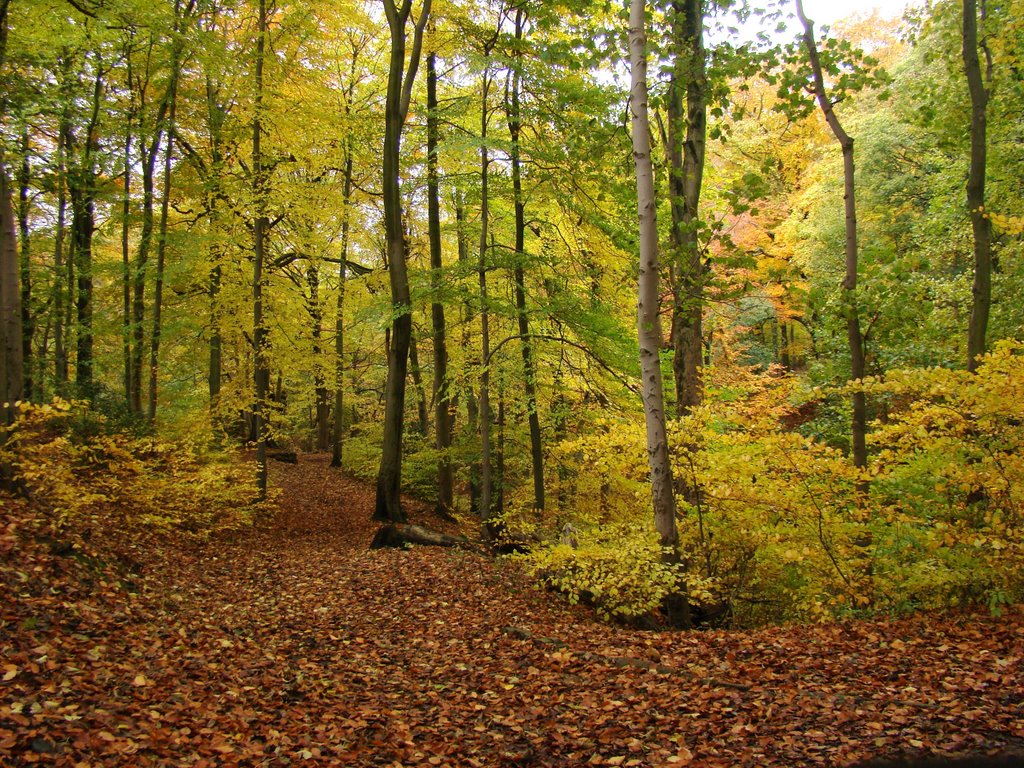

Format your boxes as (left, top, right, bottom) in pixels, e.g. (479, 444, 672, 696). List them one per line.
(1, 398, 268, 537)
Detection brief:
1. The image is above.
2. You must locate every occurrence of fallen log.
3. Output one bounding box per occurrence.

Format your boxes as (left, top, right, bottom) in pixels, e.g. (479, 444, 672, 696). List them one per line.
(370, 523, 483, 553)
(267, 451, 298, 464)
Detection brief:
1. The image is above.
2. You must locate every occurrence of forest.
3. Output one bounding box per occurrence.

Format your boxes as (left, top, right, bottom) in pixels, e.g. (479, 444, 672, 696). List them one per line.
(1, 0, 1024, 621)
(2, 0, 1024, 625)
(2, 0, 1024, 763)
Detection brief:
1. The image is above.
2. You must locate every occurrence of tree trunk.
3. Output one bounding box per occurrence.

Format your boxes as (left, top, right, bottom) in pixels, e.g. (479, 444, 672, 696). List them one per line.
(963, 0, 991, 372)
(507, 9, 544, 512)
(51, 51, 72, 389)
(308, 264, 331, 451)
(408, 329, 429, 436)
(797, 0, 867, 473)
(71, 173, 95, 399)
(666, 0, 706, 417)
(427, 49, 454, 516)
(53, 131, 68, 388)
(456, 194, 480, 516)
(252, 0, 270, 498)
(0, 153, 22, 428)
(16, 130, 32, 401)
(330, 154, 352, 467)
(147, 84, 177, 423)
(477, 66, 495, 531)
(374, 0, 432, 523)
(208, 260, 221, 402)
(131, 139, 158, 415)
(205, 70, 226, 409)
(629, 0, 690, 629)
(331, 47, 363, 468)
(121, 42, 135, 408)
(70, 60, 104, 400)
(0, 7, 21, 427)
(496, 385, 505, 515)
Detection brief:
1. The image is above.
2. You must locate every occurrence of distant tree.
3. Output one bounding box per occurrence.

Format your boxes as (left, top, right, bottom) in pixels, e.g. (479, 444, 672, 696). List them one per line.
(962, 0, 991, 371)
(793, 0, 868, 473)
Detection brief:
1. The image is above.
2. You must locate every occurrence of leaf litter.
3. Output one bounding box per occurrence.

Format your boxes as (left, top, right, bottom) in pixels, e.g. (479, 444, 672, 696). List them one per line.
(2, 455, 1022, 766)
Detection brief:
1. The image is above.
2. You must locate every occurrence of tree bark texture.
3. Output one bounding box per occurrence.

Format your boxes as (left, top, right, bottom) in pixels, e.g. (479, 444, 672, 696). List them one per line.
(121, 49, 135, 409)
(331, 153, 353, 467)
(456, 195, 481, 516)
(628, 0, 691, 629)
(70, 60, 104, 399)
(374, 0, 431, 522)
(666, 0, 706, 417)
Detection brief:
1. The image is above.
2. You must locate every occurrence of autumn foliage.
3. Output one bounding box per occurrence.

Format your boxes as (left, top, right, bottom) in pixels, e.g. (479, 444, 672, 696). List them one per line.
(516, 346, 1024, 625)
(2, 456, 1023, 766)
(0, 399, 267, 537)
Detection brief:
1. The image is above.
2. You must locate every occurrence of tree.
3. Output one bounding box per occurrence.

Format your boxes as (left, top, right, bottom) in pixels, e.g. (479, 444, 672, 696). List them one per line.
(426, 44, 454, 515)
(476, 38, 496, 529)
(330, 31, 370, 468)
(962, 0, 991, 371)
(795, 0, 868, 473)
(664, 0, 706, 417)
(252, 0, 270, 498)
(0, 155, 20, 428)
(628, 0, 690, 629)
(506, 5, 545, 511)
(0, 0, 23, 428)
(374, 0, 432, 522)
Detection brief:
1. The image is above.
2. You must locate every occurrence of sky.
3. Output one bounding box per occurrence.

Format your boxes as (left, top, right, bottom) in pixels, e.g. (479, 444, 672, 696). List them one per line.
(711, 0, 916, 48)
(796, 0, 913, 27)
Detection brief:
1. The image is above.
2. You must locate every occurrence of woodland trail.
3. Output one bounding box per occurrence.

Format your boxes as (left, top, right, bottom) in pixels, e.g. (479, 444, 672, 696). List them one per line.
(2, 455, 1024, 767)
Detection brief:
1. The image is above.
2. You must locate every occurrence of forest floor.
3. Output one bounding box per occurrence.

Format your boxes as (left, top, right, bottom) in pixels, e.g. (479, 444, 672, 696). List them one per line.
(2, 454, 1023, 767)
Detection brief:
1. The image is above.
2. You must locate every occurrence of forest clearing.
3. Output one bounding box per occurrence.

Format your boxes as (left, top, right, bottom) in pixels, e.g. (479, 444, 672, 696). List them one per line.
(2, 455, 1023, 766)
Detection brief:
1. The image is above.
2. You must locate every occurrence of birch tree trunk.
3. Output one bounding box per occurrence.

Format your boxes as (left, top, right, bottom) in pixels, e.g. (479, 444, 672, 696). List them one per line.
(628, 0, 690, 629)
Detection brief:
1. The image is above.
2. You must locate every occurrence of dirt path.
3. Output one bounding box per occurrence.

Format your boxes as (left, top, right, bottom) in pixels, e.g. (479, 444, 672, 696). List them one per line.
(2, 455, 1022, 766)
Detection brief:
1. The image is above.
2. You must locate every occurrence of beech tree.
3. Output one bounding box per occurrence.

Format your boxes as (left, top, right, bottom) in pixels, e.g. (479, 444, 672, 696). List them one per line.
(425, 44, 453, 514)
(0, 0, 22, 429)
(962, 0, 991, 371)
(374, 0, 432, 523)
(0, 157, 19, 429)
(664, 0, 707, 417)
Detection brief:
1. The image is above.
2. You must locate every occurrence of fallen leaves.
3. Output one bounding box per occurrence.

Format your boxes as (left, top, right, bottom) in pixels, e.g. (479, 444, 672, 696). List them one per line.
(1, 455, 1023, 766)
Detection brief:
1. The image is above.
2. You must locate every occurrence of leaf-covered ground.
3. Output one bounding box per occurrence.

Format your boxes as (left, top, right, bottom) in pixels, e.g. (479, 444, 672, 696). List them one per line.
(2, 455, 1023, 766)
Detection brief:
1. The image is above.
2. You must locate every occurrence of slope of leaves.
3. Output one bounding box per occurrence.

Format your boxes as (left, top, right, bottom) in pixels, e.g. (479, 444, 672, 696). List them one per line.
(2, 455, 1022, 767)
